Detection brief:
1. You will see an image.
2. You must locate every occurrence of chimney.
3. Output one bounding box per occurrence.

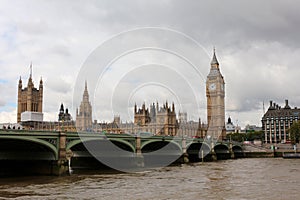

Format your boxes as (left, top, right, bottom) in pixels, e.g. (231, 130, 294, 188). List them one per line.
(285, 99, 289, 107)
(270, 101, 273, 108)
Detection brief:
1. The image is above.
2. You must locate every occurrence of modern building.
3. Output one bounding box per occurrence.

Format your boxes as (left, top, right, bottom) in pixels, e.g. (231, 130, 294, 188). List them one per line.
(17, 66, 43, 123)
(262, 100, 300, 143)
(76, 81, 93, 131)
(206, 49, 226, 140)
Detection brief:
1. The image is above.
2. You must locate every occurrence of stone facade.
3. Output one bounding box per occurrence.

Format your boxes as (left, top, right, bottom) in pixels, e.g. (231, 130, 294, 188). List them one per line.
(17, 68, 43, 123)
(76, 81, 93, 131)
(99, 104, 207, 138)
(178, 112, 187, 123)
(99, 103, 207, 137)
(206, 49, 226, 140)
(134, 102, 178, 136)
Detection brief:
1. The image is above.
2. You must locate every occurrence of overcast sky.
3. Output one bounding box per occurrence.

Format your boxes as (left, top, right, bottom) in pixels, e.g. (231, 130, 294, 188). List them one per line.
(0, 0, 299, 128)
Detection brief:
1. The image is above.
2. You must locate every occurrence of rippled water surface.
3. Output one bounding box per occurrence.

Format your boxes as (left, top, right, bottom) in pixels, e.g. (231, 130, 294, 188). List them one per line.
(0, 158, 299, 200)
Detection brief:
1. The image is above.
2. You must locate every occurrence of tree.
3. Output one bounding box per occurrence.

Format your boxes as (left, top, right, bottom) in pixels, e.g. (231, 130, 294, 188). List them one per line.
(248, 130, 264, 141)
(226, 132, 243, 142)
(226, 131, 264, 143)
(289, 121, 300, 145)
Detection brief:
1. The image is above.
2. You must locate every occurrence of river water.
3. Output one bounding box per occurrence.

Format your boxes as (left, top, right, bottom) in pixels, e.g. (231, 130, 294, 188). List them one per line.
(0, 158, 299, 200)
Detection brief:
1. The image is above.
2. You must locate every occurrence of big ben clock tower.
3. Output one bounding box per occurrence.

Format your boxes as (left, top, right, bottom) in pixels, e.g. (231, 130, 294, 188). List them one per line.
(206, 49, 226, 140)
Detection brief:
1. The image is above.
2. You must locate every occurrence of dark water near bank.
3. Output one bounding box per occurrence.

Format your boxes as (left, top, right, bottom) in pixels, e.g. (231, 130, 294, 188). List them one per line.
(0, 158, 299, 200)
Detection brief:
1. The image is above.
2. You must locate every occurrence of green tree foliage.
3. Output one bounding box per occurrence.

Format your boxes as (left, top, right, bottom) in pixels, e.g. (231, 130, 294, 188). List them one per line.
(226, 132, 243, 142)
(289, 121, 300, 145)
(226, 131, 264, 142)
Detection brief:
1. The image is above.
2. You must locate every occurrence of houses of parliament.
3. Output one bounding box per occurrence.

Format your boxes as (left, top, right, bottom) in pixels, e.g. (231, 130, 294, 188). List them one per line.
(16, 50, 226, 139)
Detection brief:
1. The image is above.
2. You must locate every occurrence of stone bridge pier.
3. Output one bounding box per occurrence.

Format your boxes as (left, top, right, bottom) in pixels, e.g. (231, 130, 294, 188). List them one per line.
(135, 135, 144, 168)
(52, 132, 69, 175)
(181, 137, 189, 163)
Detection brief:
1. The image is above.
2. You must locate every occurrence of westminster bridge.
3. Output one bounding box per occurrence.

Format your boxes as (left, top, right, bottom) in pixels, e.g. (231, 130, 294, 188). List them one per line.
(0, 130, 244, 175)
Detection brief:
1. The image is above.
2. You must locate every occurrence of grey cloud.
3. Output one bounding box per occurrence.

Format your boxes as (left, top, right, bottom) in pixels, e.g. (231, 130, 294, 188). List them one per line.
(0, 0, 299, 127)
(46, 77, 72, 94)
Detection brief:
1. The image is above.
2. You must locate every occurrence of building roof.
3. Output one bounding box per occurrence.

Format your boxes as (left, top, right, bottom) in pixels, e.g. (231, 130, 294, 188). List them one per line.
(263, 108, 300, 118)
(262, 100, 300, 119)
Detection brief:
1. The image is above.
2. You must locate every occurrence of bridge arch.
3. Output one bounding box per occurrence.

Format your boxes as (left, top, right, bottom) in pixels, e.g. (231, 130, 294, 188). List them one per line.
(141, 140, 182, 167)
(232, 145, 243, 150)
(232, 145, 244, 158)
(67, 138, 135, 153)
(66, 137, 136, 170)
(141, 140, 182, 153)
(186, 141, 211, 151)
(186, 142, 211, 162)
(214, 144, 230, 160)
(0, 137, 58, 160)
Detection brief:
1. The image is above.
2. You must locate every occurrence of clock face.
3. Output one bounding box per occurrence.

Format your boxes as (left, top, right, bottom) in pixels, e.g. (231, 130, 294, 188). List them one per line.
(209, 83, 216, 91)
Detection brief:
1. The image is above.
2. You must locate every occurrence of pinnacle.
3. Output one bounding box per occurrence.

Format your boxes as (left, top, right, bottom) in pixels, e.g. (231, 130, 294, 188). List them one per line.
(210, 48, 219, 65)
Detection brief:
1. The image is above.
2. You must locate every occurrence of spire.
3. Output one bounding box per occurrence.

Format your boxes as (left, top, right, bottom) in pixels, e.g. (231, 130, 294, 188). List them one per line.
(198, 118, 202, 129)
(60, 103, 64, 113)
(228, 116, 232, 124)
(142, 102, 145, 110)
(30, 62, 32, 78)
(27, 62, 33, 87)
(210, 47, 219, 65)
(18, 76, 22, 89)
(83, 80, 89, 101)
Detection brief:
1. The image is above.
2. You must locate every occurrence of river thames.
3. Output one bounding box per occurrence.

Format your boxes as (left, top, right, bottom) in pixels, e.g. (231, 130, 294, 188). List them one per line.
(0, 158, 299, 200)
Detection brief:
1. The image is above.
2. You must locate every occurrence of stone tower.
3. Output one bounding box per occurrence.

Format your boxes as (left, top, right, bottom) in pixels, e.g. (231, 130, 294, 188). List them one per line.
(206, 49, 226, 140)
(155, 101, 177, 136)
(134, 102, 177, 136)
(134, 103, 151, 126)
(17, 65, 43, 122)
(76, 81, 92, 131)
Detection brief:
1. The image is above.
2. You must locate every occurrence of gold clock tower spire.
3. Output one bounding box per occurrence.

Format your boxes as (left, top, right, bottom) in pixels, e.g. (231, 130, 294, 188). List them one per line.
(206, 49, 226, 140)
